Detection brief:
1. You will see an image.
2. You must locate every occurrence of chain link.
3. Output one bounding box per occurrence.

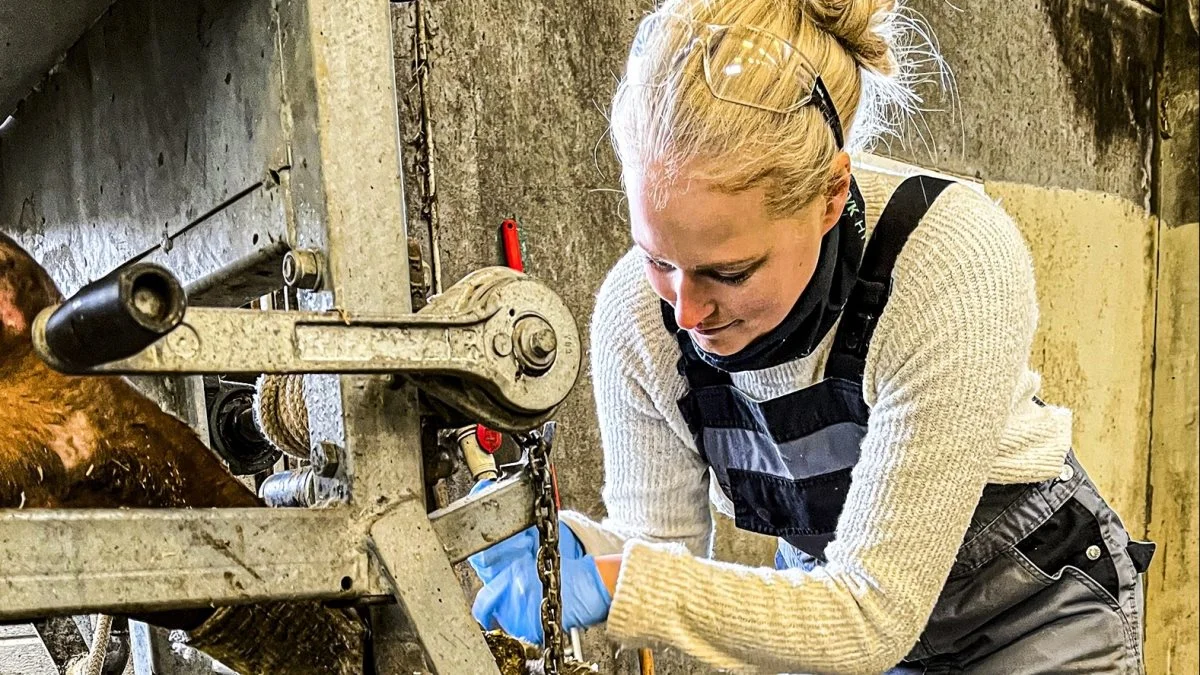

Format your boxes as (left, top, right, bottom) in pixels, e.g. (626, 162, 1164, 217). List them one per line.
(409, 0, 444, 296)
(525, 422, 564, 674)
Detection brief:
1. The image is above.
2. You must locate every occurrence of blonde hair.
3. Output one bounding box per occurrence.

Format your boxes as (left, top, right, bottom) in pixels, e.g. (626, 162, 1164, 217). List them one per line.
(611, 0, 938, 215)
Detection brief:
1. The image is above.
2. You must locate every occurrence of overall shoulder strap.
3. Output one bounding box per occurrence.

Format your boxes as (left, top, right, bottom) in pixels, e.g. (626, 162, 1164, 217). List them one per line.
(823, 175, 954, 383)
(659, 300, 733, 389)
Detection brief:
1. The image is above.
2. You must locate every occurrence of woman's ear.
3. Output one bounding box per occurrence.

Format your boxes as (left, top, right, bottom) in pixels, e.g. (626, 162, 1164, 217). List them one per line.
(820, 152, 852, 235)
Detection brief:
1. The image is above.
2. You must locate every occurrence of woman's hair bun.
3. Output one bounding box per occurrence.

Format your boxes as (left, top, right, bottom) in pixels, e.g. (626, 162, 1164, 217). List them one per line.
(800, 0, 898, 76)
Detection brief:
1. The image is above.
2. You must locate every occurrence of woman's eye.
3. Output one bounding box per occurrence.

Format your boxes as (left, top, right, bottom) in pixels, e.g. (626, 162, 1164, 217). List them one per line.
(645, 257, 674, 272)
(714, 271, 751, 286)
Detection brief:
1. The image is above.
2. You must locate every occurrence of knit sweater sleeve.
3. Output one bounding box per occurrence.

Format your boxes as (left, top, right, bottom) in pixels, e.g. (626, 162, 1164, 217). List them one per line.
(558, 249, 715, 559)
(605, 185, 1041, 673)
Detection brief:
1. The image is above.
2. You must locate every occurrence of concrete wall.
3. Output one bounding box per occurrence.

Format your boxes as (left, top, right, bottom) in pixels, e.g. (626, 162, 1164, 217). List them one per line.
(1147, 221, 1199, 673)
(1145, 0, 1200, 671)
(988, 183, 1157, 533)
(392, 0, 1189, 671)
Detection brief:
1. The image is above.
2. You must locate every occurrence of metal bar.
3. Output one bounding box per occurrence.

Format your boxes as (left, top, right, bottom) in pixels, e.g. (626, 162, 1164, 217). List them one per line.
(277, 0, 499, 668)
(370, 499, 502, 674)
(0, 482, 538, 623)
(128, 621, 158, 675)
(129, 621, 238, 675)
(47, 267, 582, 421)
(0, 509, 369, 621)
(428, 472, 537, 564)
(412, 0, 444, 296)
(72, 307, 494, 375)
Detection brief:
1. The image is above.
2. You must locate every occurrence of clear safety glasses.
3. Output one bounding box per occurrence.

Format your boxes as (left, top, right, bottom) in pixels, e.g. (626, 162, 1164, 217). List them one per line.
(629, 13, 845, 149)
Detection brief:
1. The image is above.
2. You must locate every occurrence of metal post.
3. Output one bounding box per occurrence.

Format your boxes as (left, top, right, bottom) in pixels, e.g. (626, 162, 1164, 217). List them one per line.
(278, 0, 499, 670)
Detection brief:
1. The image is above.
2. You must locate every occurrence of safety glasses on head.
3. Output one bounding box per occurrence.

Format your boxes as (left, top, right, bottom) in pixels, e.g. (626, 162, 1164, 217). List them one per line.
(629, 12, 845, 149)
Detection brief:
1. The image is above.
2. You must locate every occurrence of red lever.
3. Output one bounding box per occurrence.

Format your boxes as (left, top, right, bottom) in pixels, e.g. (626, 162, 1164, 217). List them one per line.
(501, 219, 524, 272)
(475, 424, 503, 453)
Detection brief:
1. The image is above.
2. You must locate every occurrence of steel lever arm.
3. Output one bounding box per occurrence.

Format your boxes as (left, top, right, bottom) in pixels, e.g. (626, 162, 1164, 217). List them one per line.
(32, 266, 580, 431)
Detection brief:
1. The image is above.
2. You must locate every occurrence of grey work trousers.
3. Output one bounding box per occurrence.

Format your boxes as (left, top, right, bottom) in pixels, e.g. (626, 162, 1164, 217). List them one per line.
(892, 452, 1151, 674)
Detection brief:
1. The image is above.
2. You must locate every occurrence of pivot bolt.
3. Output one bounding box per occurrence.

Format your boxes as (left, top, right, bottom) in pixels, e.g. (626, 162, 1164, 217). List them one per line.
(312, 441, 343, 478)
(283, 249, 324, 290)
(513, 316, 557, 374)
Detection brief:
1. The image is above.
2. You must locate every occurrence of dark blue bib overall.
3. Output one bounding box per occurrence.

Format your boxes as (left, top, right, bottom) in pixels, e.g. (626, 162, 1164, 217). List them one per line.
(665, 176, 1155, 672)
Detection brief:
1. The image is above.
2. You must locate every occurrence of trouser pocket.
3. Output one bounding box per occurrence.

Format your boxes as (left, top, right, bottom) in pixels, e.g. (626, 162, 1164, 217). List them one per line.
(907, 475, 1151, 671)
(1007, 486, 1149, 670)
(1014, 496, 1124, 603)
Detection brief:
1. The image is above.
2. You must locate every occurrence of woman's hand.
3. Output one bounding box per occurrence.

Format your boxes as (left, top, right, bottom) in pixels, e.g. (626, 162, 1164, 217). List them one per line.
(594, 554, 623, 595)
(467, 480, 613, 644)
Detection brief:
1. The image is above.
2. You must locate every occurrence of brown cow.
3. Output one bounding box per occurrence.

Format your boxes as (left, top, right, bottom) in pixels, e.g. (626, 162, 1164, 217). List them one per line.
(1, 232, 364, 674)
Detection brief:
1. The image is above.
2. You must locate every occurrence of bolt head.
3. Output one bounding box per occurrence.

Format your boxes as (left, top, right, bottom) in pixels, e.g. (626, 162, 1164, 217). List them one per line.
(513, 316, 557, 374)
(313, 441, 342, 478)
(530, 327, 557, 358)
(283, 249, 324, 290)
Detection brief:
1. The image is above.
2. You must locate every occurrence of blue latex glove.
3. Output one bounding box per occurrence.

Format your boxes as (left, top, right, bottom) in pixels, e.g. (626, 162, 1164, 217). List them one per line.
(467, 479, 612, 644)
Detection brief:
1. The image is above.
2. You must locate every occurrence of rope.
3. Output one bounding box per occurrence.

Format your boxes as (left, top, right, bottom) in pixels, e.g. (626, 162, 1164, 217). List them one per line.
(85, 615, 112, 675)
(254, 374, 311, 459)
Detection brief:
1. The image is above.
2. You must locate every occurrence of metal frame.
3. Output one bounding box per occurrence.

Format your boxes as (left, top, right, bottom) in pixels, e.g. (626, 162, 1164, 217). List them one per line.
(0, 1, 566, 672)
(0, 475, 536, 619)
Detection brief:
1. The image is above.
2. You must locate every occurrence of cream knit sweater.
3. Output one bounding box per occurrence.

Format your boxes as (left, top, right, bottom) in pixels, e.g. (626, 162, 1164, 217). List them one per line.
(558, 160, 1074, 674)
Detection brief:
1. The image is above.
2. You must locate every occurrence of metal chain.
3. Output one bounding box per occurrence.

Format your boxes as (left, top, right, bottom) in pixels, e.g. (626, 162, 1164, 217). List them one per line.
(410, 0, 444, 296)
(525, 422, 564, 674)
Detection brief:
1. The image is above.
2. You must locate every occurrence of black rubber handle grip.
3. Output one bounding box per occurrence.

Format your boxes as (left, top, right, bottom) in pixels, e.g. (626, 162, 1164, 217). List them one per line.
(39, 263, 186, 371)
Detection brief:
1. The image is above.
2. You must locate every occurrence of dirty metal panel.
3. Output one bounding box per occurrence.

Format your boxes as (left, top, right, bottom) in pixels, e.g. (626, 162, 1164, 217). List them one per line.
(0, 0, 289, 302)
(0, 509, 369, 620)
(0, 0, 115, 117)
(139, 179, 292, 306)
(0, 624, 56, 675)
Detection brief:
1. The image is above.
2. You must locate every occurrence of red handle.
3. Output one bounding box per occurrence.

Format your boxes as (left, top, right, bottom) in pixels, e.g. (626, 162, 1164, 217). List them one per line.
(501, 219, 524, 272)
(475, 424, 503, 453)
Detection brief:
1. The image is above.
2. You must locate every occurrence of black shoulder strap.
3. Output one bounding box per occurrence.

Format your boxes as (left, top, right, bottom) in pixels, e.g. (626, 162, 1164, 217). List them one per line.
(823, 175, 953, 382)
(659, 300, 733, 389)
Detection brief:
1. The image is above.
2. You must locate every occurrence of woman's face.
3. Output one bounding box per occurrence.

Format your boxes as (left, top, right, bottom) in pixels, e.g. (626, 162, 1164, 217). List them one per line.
(628, 162, 848, 356)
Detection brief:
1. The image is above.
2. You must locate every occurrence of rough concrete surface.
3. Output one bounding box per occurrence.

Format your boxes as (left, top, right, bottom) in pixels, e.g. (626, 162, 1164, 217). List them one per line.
(1144, 0, 1198, 667)
(1158, 0, 1200, 228)
(1145, 221, 1199, 675)
(0, 0, 115, 117)
(885, 0, 1160, 206)
(985, 182, 1158, 533)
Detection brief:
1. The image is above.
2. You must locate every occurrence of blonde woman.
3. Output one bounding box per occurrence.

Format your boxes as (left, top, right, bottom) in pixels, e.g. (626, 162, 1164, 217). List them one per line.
(468, 1, 1153, 671)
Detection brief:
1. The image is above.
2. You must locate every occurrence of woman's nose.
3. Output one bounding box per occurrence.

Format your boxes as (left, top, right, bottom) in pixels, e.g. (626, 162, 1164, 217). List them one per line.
(673, 276, 713, 331)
